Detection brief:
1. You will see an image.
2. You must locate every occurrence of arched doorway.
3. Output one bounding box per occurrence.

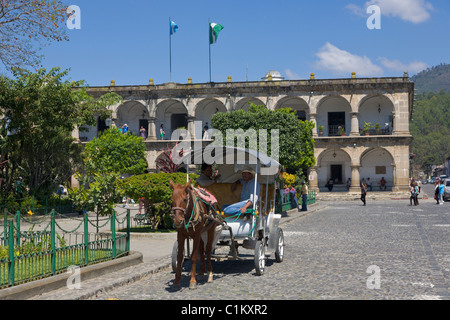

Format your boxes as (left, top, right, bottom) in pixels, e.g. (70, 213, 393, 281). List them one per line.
(360, 148, 394, 191)
(317, 148, 352, 192)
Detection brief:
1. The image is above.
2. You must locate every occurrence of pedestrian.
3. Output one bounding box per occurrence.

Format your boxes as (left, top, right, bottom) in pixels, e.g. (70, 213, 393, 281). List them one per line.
(360, 181, 367, 206)
(118, 125, 123, 133)
(380, 177, 387, 191)
(122, 124, 129, 134)
(203, 122, 210, 139)
(300, 181, 308, 212)
(288, 185, 300, 212)
(346, 178, 351, 191)
(367, 178, 372, 192)
(410, 183, 418, 206)
(159, 124, 165, 140)
(140, 126, 147, 139)
(138, 197, 145, 214)
(14, 177, 24, 198)
(434, 181, 440, 204)
(326, 178, 333, 192)
(438, 180, 445, 205)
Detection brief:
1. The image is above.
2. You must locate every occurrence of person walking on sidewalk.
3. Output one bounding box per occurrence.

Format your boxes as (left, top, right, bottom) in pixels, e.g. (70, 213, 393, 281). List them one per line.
(360, 181, 367, 206)
(438, 180, 445, 205)
(410, 184, 419, 206)
(434, 181, 440, 204)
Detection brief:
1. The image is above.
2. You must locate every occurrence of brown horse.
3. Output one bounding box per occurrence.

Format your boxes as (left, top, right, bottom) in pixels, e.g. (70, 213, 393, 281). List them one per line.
(170, 180, 219, 289)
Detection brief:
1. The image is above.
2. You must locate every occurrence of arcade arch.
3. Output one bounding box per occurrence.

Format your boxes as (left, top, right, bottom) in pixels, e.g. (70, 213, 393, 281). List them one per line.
(316, 96, 352, 136)
(358, 95, 395, 134)
(194, 98, 227, 139)
(155, 99, 188, 140)
(275, 96, 310, 121)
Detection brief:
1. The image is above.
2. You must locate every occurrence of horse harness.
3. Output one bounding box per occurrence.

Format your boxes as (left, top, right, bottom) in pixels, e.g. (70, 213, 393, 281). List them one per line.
(171, 186, 220, 232)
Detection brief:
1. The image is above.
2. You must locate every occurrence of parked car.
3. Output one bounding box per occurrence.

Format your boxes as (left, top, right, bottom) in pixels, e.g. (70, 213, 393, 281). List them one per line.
(444, 179, 450, 202)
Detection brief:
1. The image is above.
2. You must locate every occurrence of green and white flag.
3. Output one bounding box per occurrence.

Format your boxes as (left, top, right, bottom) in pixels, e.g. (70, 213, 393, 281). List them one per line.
(209, 22, 224, 44)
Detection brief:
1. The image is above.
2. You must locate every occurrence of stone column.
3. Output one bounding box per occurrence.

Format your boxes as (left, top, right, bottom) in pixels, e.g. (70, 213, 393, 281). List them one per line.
(350, 165, 361, 193)
(71, 125, 80, 141)
(308, 166, 319, 191)
(187, 116, 196, 140)
(350, 112, 360, 136)
(147, 117, 157, 140)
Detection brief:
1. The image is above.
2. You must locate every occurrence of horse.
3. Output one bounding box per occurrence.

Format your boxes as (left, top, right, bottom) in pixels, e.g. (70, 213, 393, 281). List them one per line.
(170, 180, 219, 289)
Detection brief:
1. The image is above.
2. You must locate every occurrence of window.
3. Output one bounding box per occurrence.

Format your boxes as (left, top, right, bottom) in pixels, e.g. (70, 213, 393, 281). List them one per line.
(375, 166, 386, 175)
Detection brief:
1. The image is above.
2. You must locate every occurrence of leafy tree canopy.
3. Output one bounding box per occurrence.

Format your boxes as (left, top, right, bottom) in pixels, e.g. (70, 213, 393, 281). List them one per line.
(211, 103, 316, 173)
(0, 67, 123, 197)
(410, 90, 450, 174)
(84, 128, 148, 176)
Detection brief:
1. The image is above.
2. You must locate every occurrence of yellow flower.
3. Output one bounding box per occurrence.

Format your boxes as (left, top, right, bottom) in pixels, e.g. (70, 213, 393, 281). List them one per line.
(28, 210, 34, 216)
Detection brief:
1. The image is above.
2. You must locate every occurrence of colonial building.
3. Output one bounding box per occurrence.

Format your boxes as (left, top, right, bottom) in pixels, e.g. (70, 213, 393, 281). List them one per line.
(76, 71, 414, 193)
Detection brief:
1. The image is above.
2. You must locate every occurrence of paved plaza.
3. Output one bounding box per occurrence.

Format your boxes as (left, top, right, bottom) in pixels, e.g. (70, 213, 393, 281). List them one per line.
(84, 197, 449, 300)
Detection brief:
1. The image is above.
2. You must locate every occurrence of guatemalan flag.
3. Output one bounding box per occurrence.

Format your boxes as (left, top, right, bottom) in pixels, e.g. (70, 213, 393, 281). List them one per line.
(170, 20, 178, 35)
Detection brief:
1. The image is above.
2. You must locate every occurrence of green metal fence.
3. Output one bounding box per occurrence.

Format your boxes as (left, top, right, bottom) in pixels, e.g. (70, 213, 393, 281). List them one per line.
(275, 190, 317, 213)
(0, 209, 130, 288)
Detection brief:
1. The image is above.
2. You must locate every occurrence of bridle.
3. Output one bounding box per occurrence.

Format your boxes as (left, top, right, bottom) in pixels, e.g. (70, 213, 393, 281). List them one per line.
(171, 189, 191, 229)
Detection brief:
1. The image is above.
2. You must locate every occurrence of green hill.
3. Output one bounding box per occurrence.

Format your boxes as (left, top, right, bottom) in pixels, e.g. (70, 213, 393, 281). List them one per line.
(411, 63, 450, 93)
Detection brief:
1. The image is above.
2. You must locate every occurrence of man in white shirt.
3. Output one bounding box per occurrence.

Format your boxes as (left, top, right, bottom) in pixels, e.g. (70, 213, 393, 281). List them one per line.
(223, 169, 261, 221)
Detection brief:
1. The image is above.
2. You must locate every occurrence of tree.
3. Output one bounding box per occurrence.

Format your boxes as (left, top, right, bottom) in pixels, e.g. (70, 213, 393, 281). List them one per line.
(83, 128, 147, 176)
(410, 91, 450, 174)
(211, 103, 316, 174)
(0, 0, 69, 71)
(0, 67, 123, 198)
(70, 128, 147, 217)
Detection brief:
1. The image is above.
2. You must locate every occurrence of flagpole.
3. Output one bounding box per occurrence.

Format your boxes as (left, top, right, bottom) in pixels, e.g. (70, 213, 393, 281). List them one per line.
(169, 17, 172, 82)
(208, 18, 211, 83)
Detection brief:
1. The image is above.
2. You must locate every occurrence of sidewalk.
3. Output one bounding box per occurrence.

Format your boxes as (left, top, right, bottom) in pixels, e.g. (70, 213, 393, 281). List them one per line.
(13, 202, 326, 300)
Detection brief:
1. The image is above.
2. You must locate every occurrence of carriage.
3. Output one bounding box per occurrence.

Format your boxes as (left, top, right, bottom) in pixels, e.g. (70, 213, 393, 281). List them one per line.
(171, 146, 285, 277)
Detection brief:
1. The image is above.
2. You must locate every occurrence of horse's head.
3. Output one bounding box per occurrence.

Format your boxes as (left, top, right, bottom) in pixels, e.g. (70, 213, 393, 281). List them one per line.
(170, 180, 192, 229)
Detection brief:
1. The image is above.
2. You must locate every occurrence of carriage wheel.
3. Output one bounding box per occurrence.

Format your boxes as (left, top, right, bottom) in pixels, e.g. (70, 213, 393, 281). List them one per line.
(275, 228, 284, 263)
(254, 240, 265, 276)
(171, 240, 181, 273)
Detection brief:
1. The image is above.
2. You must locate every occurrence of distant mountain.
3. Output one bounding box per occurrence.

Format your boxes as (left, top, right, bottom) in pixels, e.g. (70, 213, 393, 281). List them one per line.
(411, 63, 450, 93)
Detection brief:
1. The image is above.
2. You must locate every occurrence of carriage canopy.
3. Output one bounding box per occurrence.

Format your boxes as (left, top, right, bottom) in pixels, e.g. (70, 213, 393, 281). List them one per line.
(178, 146, 283, 184)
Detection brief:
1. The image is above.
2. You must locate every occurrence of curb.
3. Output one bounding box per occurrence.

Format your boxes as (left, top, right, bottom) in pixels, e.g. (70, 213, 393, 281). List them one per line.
(0, 251, 143, 300)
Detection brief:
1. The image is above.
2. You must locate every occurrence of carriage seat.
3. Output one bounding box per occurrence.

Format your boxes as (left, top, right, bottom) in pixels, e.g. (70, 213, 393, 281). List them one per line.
(204, 183, 273, 218)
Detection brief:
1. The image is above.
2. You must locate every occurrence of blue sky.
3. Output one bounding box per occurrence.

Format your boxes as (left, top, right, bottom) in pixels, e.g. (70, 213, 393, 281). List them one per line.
(34, 0, 450, 86)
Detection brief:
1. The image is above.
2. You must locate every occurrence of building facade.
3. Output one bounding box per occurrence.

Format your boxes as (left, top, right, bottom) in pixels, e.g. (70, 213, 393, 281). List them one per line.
(77, 71, 414, 192)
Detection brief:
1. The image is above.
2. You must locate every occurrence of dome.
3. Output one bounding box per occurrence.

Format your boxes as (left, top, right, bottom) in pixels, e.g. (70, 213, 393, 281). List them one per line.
(261, 70, 284, 81)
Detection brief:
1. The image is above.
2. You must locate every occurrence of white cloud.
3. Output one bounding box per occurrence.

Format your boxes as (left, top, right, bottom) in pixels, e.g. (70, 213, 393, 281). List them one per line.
(314, 42, 384, 77)
(284, 69, 301, 80)
(347, 0, 433, 23)
(378, 57, 427, 73)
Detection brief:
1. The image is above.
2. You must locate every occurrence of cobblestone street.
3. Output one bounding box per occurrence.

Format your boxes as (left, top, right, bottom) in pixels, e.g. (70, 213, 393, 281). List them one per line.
(88, 199, 449, 300)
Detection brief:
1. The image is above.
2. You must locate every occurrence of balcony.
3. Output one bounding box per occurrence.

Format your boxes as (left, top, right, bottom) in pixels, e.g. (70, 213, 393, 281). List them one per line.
(318, 125, 393, 137)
